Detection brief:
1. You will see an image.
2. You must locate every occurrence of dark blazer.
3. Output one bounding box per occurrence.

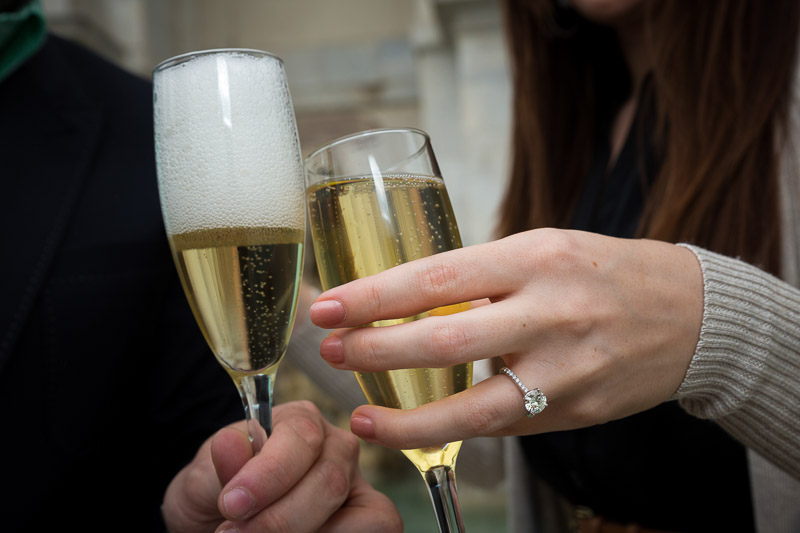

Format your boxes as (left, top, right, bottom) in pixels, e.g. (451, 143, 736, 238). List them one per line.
(0, 35, 241, 530)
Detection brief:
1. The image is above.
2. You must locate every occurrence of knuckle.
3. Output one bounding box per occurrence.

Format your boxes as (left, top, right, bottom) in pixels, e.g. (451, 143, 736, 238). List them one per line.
(289, 411, 325, 452)
(355, 331, 383, 371)
(535, 228, 578, 269)
(274, 400, 320, 425)
(261, 455, 296, 492)
(357, 503, 405, 533)
(553, 294, 593, 337)
(259, 508, 294, 533)
(571, 396, 603, 427)
(295, 399, 321, 418)
(462, 394, 505, 435)
(428, 321, 469, 364)
(366, 283, 385, 318)
(386, 418, 417, 449)
(386, 513, 405, 533)
(318, 459, 351, 502)
(416, 258, 460, 299)
(181, 461, 215, 501)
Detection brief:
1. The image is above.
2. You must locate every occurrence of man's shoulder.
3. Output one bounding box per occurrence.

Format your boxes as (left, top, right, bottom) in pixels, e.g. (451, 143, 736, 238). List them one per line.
(46, 33, 152, 102)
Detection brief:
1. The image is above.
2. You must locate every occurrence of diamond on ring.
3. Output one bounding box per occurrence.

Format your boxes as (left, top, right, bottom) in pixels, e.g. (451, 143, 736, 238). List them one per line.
(499, 366, 548, 418)
(524, 389, 547, 416)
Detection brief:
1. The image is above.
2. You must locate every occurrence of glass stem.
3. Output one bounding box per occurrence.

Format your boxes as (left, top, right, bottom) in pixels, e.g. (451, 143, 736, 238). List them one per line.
(235, 372, 275, 453)
(423, 465, 465, 533)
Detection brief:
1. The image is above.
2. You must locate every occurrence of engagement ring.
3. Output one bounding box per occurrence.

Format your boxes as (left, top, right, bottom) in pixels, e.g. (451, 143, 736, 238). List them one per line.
(499, 366, 547, 417)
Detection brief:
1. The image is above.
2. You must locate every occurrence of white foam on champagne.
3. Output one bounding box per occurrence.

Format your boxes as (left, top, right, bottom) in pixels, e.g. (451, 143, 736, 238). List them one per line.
(154, 51, 305, 236)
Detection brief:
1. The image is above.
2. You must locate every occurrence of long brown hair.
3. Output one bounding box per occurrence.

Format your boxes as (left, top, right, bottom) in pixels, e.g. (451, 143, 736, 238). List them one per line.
(499, 0, 799, 276)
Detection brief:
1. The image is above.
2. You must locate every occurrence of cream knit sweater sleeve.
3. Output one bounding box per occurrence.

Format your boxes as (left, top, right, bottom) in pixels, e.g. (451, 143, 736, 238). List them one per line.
(676, 244, 800, 480)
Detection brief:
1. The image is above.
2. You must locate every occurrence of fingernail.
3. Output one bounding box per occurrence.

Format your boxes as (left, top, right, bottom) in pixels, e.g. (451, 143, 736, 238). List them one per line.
(351, 414, 376, 440)
(320, 335, 344, 364)
(310, 299, 346, 326)
(223, 487, 254, 520)
(216, 529, 240, 533)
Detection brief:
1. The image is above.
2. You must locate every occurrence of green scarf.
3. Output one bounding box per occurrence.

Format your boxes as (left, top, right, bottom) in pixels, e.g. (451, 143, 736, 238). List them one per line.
(0, 0, 45, 83)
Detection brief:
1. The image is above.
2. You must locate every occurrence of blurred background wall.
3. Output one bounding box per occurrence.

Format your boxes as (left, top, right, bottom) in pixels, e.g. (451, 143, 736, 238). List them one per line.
(42, 0, 512, 529)
(43, 0, 511, 246)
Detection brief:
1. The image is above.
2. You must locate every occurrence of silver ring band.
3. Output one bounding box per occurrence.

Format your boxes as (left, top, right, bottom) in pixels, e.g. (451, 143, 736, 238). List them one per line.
(499, 367, 547, 417)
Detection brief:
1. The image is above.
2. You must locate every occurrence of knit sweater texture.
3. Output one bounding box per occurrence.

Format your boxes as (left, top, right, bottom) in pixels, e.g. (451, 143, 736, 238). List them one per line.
(677, 245, 800, 481)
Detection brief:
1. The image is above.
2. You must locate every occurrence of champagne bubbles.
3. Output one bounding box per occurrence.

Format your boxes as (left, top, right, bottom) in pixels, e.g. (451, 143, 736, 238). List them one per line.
(154, 50, 305, 235)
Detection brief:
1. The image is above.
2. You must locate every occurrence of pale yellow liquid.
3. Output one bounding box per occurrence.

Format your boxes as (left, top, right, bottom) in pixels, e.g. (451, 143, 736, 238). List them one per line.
(307, 175, 472, 472)
(170, 226, 303, 376)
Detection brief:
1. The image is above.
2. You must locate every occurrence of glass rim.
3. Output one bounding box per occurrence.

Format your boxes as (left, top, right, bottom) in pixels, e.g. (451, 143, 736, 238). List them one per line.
(153, 48, 283, 76)
(304, 127, 431, 169)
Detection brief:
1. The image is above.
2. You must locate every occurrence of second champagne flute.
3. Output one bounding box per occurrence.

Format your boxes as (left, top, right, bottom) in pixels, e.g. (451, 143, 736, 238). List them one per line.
(305, 128, 471, 533)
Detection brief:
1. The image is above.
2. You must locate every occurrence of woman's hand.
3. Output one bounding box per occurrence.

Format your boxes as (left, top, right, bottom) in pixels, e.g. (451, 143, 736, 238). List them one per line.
(162, 401, 402, 533)
(309, 229, 703, 449)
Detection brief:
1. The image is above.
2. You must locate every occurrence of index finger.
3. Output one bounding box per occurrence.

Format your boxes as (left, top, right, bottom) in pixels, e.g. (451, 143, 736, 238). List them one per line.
(310, 237, 519, 328)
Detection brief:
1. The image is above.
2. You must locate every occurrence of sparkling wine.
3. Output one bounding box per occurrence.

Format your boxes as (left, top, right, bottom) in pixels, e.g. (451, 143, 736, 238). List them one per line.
(170, 226, 303, 376)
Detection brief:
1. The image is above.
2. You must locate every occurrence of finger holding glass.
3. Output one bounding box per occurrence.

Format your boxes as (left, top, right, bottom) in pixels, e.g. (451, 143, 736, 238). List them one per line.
(310, 229, 706, 448)
(154, 49, 305, 452)
(162, 402, 403, 533)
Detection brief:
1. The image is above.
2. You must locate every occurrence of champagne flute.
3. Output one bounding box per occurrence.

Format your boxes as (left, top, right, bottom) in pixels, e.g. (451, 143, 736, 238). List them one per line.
(305, 128, 471, 533)
(153, 49, 305, 452)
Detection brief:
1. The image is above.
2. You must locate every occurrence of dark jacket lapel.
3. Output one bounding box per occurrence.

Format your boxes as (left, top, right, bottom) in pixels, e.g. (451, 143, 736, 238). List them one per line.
(0, 35, 103, 372)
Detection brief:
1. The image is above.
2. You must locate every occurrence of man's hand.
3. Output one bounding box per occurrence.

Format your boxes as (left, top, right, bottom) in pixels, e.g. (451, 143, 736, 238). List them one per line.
(162, 401, 402, 533)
